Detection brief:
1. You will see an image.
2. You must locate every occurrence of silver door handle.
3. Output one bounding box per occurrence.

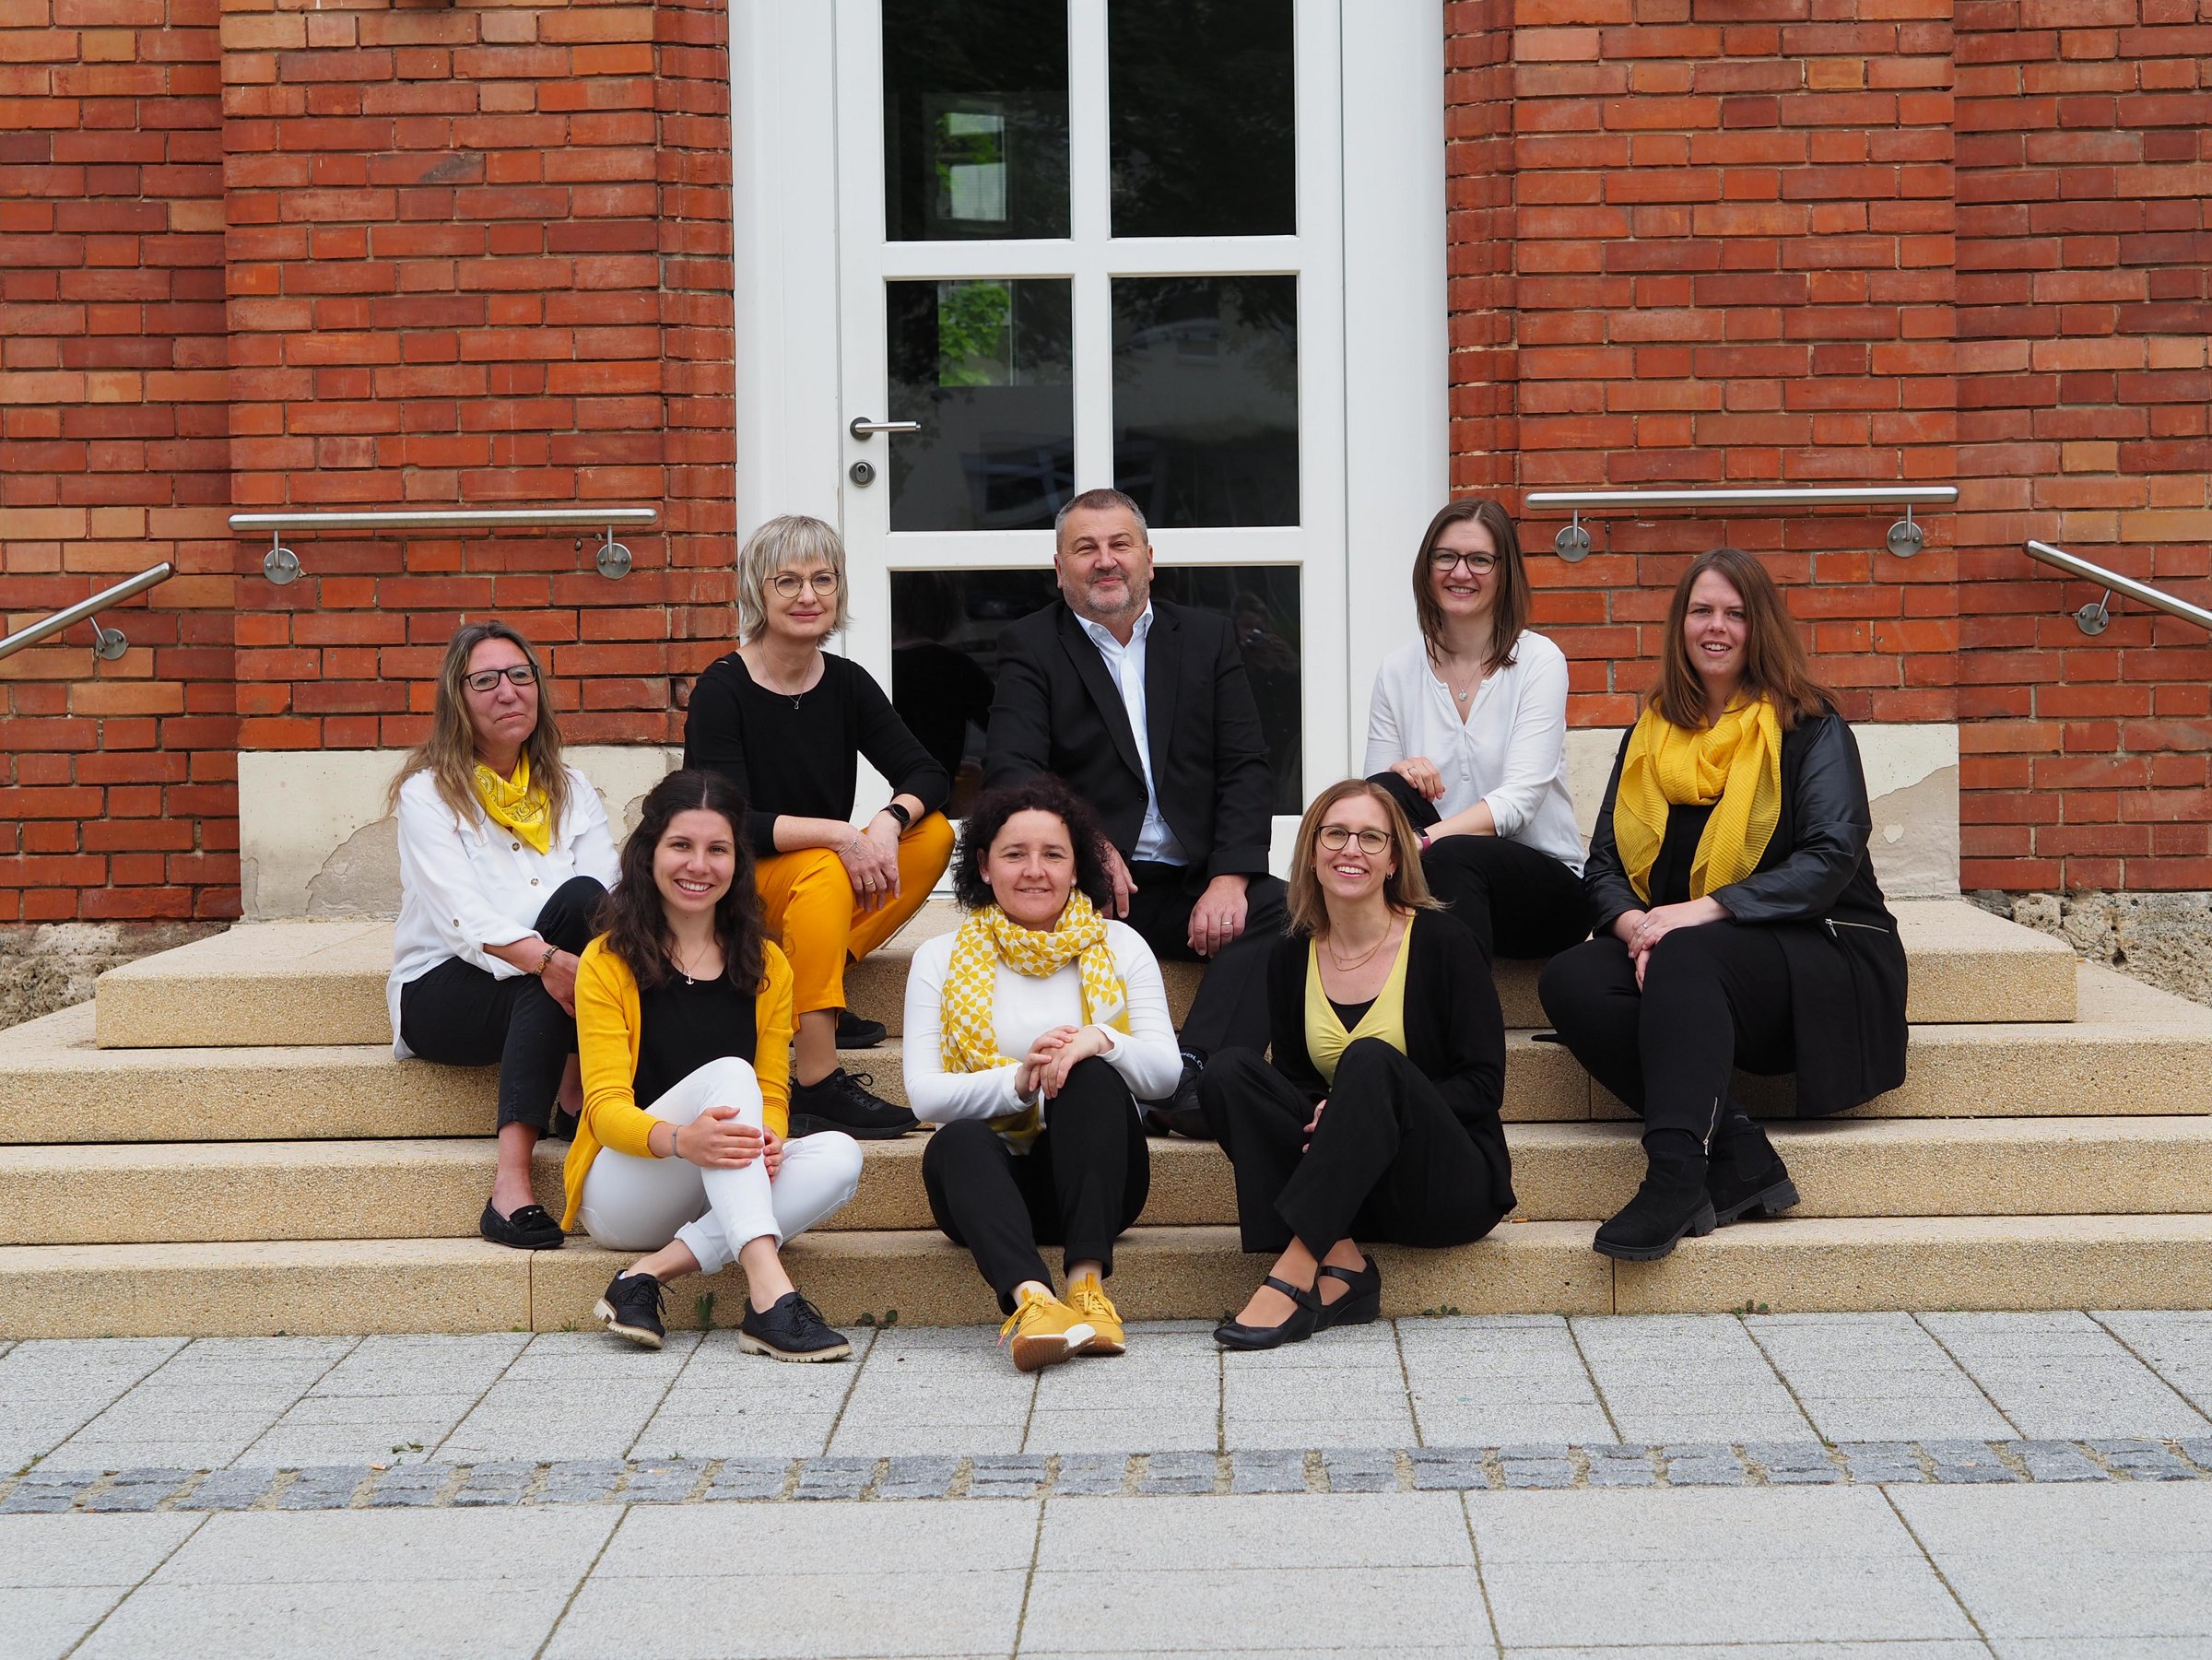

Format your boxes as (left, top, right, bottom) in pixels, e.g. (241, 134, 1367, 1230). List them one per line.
(849, 417, 922, 439)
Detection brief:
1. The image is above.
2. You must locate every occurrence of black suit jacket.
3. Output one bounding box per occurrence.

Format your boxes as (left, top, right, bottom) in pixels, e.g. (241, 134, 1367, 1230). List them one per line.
(983, 598, 1276, 894)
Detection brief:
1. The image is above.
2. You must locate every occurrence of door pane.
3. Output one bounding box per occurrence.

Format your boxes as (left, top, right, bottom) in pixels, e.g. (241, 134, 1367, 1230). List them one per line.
(891, 565, 1302, 816)
(1109, 0, 1294, 238)
(888, 278, 1075, 533)
(883, 0, 1070, 241)
(1112, 275, 1299, 530)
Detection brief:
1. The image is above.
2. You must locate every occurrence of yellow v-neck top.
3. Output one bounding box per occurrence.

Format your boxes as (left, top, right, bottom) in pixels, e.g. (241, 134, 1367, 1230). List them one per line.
(1303, 913, 1416, 1084)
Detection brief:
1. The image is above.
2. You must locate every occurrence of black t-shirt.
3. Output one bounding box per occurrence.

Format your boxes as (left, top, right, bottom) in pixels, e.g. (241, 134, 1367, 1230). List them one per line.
(1327, 995, 1375, 1030)
(1648, 802, 1720, 908)
(631, 970, 758, 1112)
(682, 653, 951, 859)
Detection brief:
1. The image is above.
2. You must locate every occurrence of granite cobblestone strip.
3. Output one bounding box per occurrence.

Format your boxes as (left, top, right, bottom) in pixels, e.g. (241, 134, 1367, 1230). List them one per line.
(6, 1440, 2212, 1513)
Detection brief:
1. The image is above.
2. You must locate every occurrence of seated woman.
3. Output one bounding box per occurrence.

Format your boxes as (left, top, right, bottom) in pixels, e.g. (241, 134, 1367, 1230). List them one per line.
(1538, 547, 1909, 1262)
(1365, 497, 1589, 961)
(1200, 779, 1515, 1351)
(684, 513, 956, 1141)
(388, 620, 618, 1251)
(566, 769, 862, 1359)
(903, 777, 1181, 1372)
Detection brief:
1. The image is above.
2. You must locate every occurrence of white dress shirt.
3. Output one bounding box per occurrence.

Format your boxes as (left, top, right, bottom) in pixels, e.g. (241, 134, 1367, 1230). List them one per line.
(1074, 605, 1188, 865)
(901, 920, 1184, 1126)
(386, 765, 620, 1057)
(1363, 630, 1585, 875)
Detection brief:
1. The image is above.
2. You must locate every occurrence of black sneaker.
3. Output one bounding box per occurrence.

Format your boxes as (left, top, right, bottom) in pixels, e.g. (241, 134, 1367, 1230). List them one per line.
(835, 1010, 888, 1049)
(737, 1291, 853, 1362)
(1141, 1050, 1216, 1140)
(594, 1270, 666, 1349)
(787, 1067, 918, 1139)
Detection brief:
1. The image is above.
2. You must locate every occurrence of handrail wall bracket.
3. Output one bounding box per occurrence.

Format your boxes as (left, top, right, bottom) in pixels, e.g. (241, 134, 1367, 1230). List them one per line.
(2023, 539, 2212, 638)
(0, 562, 176, 667)
(1525, 486, 1959, 564)
(229, 507, 660, 585)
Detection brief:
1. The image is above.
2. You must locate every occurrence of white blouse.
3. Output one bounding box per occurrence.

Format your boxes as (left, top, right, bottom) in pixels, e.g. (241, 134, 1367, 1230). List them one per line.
(1363, 630, 1585, 874)
(901, 920, 1183, 1125)
(386, 765, 619, 1057)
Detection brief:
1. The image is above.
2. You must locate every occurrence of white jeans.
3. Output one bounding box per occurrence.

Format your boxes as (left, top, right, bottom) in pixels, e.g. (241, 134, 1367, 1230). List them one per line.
(577, 1056, 862, 1275)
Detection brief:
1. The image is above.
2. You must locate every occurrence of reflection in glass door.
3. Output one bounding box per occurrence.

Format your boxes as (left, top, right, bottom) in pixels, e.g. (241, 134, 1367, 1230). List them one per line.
(837, 0, 1346, 833)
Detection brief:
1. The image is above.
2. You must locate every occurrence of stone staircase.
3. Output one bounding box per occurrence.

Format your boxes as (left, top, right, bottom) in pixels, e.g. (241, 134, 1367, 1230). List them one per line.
(4, 900, 2211, 1338)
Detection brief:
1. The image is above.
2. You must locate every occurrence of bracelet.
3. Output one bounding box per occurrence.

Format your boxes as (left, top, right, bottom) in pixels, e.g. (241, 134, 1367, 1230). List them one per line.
(536, 944, 559, 975)
(882, 800, 912, 830)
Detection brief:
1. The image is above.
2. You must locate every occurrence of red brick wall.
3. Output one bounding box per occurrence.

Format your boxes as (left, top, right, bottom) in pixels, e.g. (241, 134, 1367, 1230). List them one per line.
(1451, 0, 2211, 890)
(0, 0, 239, 924)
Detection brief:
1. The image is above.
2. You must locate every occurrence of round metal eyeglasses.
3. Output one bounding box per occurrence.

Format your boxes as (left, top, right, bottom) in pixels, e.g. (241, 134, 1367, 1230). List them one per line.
(771, 571, 842, 599)
(1316, 825, 1393, 854)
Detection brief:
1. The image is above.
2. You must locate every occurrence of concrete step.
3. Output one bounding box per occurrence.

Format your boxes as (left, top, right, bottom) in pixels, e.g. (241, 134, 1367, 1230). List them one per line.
(11, 964, 2206, 1148)
(6, 1214, 2212, 1337)
(10, 1114, 2212, 1247)
(90, 898, 2078, 1050)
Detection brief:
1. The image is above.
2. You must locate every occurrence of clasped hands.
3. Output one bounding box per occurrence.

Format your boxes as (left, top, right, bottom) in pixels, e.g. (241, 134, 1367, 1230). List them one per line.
(1612, 896, 1728, 987)
(1016, 1024, 1114, 1104)
(666, 1108, 784, 1177)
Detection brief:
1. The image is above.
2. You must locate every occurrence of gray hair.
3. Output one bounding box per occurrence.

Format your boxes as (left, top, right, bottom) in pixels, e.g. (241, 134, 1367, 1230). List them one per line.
(1053, 488, 1148, 553)
(735, 513, 850, 643)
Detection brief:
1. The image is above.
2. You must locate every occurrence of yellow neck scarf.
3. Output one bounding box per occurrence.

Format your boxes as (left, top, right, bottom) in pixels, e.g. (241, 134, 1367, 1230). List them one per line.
(940, 890, 1131, 1151)
(472, 754, 552, 855)
(1613, 696, 1783, 903)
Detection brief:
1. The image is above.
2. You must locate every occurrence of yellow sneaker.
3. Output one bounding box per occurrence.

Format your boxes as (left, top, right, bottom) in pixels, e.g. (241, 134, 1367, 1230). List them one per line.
(1065, 1276, 1125, 1357)
(998, 1287, 1093, 1373)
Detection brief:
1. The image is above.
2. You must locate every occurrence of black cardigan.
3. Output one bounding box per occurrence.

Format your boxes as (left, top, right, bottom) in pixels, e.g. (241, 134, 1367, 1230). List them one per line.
(682, 653, 950, 860)
(1260, 911, 1516, 1215)
(1584, 709, 1911, 1118)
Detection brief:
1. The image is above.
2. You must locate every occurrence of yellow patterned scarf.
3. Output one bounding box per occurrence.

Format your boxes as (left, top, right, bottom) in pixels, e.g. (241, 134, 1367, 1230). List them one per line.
(940, 891, 1131, 1151)
(1613, 696, 1783, 903)
(472, 754, 552, 855)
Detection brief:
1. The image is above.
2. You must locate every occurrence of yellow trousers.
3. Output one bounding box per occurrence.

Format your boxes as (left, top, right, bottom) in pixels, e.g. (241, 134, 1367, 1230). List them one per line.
(753, 813, 955, 1017)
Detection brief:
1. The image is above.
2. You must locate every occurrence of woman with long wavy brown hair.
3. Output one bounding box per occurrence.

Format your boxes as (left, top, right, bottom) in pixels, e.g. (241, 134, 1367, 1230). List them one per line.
(1538, 547, 1909, 1263)
(387, 619, 616, 1251)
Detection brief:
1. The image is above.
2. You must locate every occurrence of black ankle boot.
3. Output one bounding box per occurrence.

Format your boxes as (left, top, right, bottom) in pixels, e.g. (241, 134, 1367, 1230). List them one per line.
(1594, 1147, 1717, 1262)
(1706, 1119, 1799, 1225)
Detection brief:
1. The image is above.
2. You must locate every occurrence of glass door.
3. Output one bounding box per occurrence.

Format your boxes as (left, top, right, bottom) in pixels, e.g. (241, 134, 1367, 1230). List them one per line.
(834, 0, 1347, 836)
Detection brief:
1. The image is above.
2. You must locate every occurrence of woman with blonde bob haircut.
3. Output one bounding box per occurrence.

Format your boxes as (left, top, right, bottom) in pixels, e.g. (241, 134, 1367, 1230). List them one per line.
(387, 619, 618, 1251)
(683, 513, 957, 1141)
(1364, 498, 1588, 962)
(1539, 547, 1908, 1264)
(1199, 779, 1515, 1350)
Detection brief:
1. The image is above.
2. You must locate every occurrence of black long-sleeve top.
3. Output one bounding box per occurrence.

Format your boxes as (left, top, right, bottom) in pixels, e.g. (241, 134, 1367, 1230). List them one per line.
(682, 653, 950, 860)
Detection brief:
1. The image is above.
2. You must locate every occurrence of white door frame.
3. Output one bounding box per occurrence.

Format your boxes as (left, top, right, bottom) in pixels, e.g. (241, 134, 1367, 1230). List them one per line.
(731, 0, 1446, 842)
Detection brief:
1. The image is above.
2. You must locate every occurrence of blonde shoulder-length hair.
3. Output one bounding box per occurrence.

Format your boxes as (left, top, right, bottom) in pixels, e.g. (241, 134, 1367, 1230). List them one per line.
(387, 620, 571, 834)
(1285, 778, 1444, 938)
(735, 513, 851, 644)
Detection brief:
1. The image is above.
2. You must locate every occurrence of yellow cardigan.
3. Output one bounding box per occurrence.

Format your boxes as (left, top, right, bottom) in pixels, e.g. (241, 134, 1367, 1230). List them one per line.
(559, 935, 795, 1230)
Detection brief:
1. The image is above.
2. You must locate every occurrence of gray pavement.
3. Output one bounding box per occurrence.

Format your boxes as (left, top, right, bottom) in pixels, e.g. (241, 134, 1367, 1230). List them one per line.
(6, 1311, 2212, 1656)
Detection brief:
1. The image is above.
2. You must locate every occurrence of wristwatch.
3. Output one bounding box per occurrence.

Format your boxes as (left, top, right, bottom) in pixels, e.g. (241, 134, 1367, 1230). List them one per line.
(882, 800, 913, 830)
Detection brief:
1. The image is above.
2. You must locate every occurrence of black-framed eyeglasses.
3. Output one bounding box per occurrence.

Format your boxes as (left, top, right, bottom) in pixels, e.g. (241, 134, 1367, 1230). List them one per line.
(1429, 550, 1497, 576)
(465, 665, 537, 693)
(771, 570, 841, 599)
(1316, 825, 1393, 854)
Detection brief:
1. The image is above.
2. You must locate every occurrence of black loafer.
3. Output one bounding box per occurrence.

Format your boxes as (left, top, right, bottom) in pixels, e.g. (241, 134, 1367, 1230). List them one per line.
(836, 1010, 888, 1049)
(479, 1200, 564, 1251)
(1214, 1275, 1322, 1350)
(1314, 1257, 1382, 1331)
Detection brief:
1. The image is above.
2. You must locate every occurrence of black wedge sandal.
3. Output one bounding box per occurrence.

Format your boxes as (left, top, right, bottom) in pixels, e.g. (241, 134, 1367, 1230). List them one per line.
(1213, 1275, 1323, 1351)
(1313, 1257, 1382, 1332)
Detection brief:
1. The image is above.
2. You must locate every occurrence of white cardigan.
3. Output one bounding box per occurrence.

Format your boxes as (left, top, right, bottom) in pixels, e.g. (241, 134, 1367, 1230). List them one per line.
(385, 765, 619, 1058)
(901, 920, 1183, 1126)
(1363, 630, 1585, 874)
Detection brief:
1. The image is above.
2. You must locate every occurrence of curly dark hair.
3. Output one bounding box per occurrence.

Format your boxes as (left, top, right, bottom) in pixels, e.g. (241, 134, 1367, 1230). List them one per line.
(594, 769, 766, 993)
(951, 775, 1115, 915)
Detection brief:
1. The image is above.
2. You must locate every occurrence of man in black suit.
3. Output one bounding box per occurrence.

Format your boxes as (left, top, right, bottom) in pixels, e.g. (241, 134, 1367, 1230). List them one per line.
(984, 487, 1289, 1136)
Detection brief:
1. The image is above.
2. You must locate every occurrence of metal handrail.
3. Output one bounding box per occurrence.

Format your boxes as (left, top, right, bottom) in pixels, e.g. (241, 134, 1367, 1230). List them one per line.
(228, 506, 658, 585)
(0, 562, 174, 665)
(2025, 539, 2212, 637)
(1524, 485, 1959, 561)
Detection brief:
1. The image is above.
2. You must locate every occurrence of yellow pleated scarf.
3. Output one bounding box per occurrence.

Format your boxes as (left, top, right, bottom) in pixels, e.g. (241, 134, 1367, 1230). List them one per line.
(1613, 696, 1783, 903)
(471, 754, 552, 855)
(939, 890, 1131, 1151)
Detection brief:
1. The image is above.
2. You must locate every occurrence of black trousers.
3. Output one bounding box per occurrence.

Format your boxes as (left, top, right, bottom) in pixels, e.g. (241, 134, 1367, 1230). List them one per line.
(1536, 926, 1796, 1149)
(1124, 862, 1288, 1055)
(1198, 1041, 1509, 1261)
(1369, 771, 1589, 961)
(397, 875, 606, 1133)
(921, 1056, 1152, 1313)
